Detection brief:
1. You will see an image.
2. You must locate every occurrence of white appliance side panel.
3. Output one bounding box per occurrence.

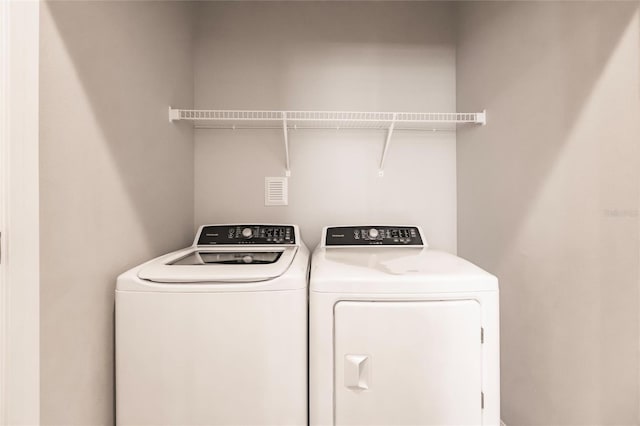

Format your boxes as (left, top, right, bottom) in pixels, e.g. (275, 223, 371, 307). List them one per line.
(116, 289, 307, 426)
(334, 300, 482, 426)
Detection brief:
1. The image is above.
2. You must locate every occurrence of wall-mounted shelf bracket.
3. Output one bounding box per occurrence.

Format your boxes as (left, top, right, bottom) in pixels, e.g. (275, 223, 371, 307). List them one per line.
(168, 106, 181, 122)
(378, 114, 396, 177)
(282, 116, 290, 177)
(169, 107, 487, 177)
(478, 109, 487, 125)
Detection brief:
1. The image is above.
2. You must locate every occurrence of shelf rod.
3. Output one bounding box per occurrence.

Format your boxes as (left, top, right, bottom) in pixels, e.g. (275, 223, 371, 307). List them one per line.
(283, 114, 291, 177)
(378, 114, 396, 177)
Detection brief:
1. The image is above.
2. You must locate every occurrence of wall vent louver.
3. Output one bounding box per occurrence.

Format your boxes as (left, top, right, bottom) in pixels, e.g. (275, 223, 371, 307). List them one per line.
(265, 177, 288, 206)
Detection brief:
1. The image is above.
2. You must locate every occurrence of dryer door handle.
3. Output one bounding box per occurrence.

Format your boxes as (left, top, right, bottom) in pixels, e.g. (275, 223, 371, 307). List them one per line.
(344, 354, 369, 390)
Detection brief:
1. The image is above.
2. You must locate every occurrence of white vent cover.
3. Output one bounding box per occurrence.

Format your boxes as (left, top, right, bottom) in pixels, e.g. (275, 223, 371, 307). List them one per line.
(265, 177, 288, 206)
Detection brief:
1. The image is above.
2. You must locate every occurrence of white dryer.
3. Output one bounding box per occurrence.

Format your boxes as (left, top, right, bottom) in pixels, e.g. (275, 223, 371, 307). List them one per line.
(116, 224, 308, 426)
(310, 225, 500, 426)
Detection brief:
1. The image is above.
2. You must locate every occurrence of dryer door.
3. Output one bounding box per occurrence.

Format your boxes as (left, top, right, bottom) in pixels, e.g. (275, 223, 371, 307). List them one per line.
(334, 300, 482, 426)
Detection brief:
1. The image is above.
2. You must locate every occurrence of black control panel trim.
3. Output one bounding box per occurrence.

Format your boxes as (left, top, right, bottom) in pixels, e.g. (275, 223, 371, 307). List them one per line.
(197, 225, 296, 245)
(325, 226, 423, 246)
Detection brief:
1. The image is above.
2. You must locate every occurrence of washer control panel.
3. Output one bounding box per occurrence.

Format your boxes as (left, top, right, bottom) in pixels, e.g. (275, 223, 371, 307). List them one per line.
(197, 225, 296, 245)
(325, 226, 423, 246)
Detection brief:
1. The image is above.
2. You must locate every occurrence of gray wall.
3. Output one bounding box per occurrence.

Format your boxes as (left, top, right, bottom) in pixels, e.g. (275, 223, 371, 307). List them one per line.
(193, 1, 458, 251)
(39, 2, 195, 424)
(456, 2, 640, 425)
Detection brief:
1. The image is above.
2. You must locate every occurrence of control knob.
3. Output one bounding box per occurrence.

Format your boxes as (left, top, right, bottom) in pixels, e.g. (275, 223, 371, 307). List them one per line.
(241, 227, 253, 238)
(368, 228, 379, 239)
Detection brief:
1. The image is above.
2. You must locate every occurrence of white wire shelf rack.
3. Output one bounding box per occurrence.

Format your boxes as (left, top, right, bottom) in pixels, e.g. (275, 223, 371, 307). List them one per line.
(169, 108, 487, 176)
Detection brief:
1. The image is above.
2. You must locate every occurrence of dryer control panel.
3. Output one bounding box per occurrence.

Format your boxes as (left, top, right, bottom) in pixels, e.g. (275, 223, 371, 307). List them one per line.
(197, 225, 296, 245)
(325, 226, 423, 246)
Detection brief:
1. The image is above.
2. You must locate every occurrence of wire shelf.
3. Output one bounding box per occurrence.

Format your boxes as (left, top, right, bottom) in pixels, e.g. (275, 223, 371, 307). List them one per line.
(170, 109, 486, 130)
(168, 107, 487, 176)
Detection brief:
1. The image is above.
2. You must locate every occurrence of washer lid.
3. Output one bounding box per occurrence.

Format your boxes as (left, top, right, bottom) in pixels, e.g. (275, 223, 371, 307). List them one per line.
(138, 246, 298, 283)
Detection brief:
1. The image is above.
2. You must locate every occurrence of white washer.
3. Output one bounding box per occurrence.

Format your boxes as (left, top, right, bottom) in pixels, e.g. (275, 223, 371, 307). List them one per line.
(116, 224, 308, 426)
(310, 225, 500, 426)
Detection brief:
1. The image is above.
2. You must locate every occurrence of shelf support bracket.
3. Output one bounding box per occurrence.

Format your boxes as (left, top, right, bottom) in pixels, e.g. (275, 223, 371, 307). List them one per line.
(378, 114, 396, 177)
(282, 114, 291, 177)
(168, 107, 180, 122)
(477, 109, 487, 125)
